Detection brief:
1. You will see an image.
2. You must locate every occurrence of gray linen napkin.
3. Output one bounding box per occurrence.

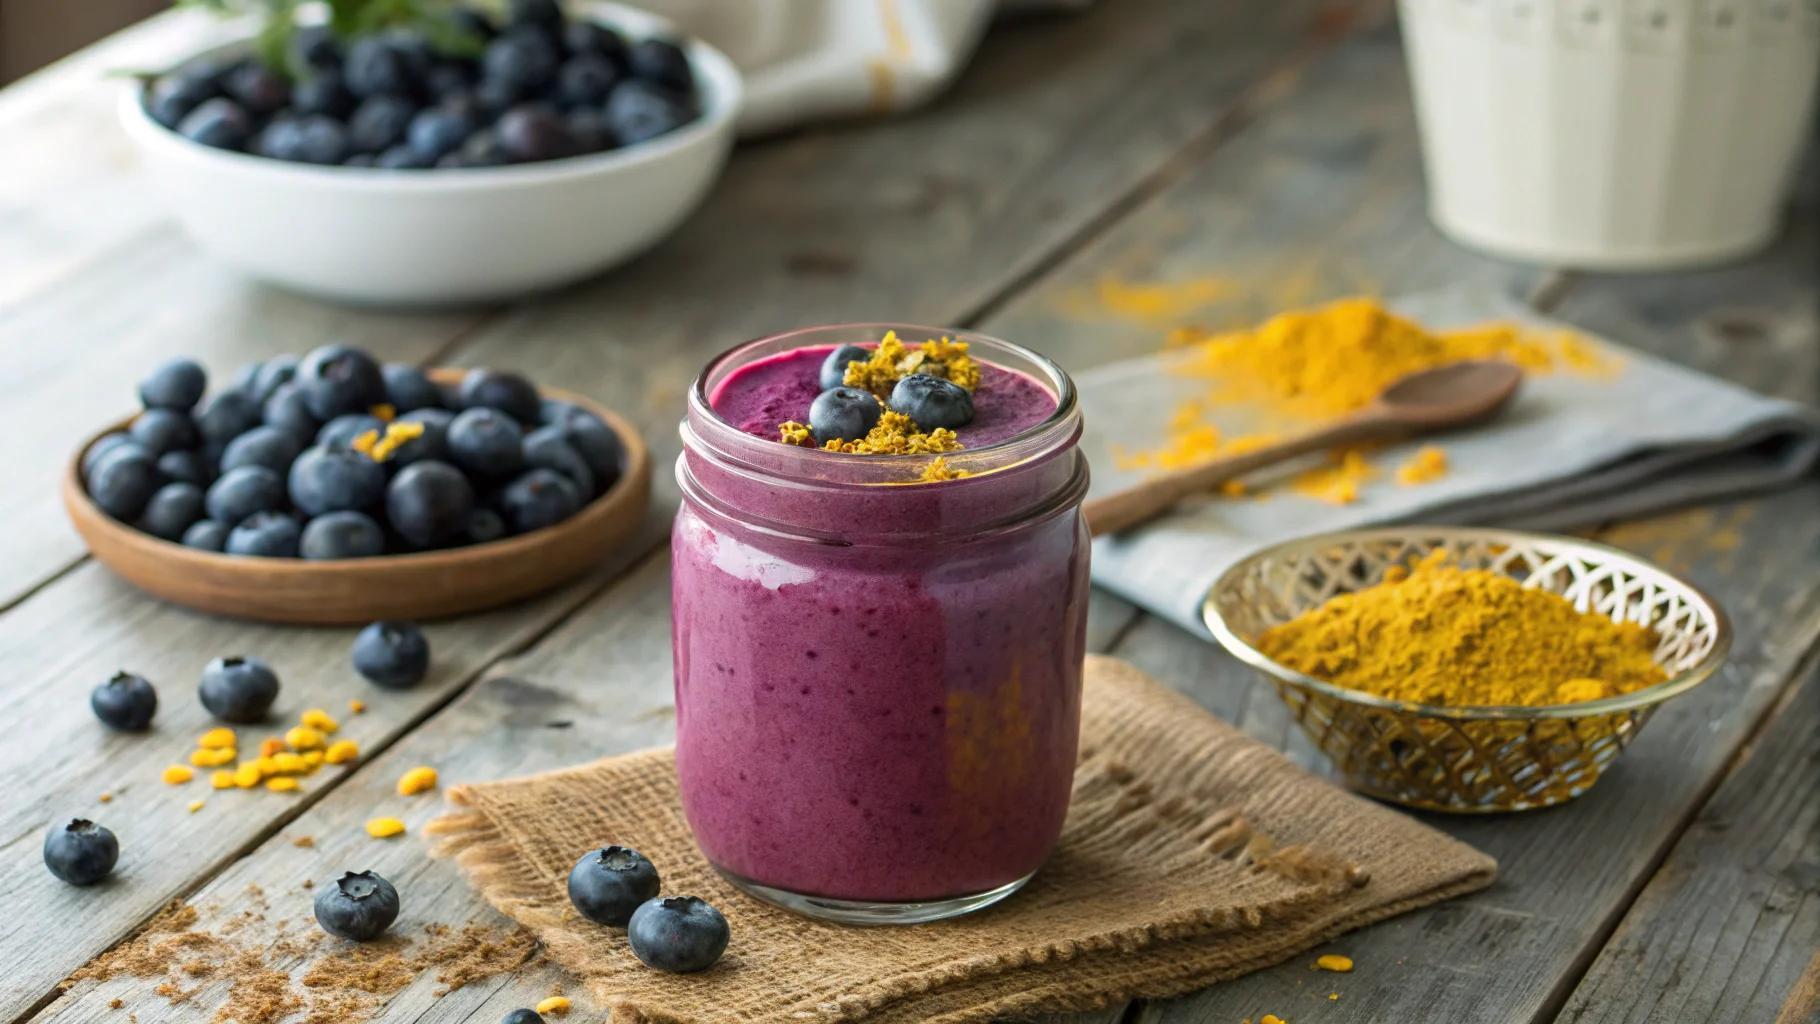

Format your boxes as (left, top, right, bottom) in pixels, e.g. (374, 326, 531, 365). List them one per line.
(1081, 285, 1820, 635)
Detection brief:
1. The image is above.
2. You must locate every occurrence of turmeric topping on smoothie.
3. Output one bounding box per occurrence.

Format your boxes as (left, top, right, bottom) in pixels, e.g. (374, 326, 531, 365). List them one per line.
(840, 332, 981, 398)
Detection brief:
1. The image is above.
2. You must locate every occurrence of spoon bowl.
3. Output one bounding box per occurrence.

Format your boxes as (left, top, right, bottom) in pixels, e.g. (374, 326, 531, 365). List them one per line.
(1377, 360, 1524, 426)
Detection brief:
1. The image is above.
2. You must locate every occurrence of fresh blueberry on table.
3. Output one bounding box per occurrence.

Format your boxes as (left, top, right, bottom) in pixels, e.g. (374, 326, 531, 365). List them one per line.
(206, 465, 287, 526)
(182, 519, 231, 552)
(499, 1011, 544, 1024)
(502, 468, 581, 532)
(448, 408, 527, 478)
(138, 482, 208, 541)
(567, 846, 661, 927)
(888, 373, 974, 430)
(353, 620, 431, 689)
(139, 358, 208, 411)
(386, 460, 476, 548)
(90, 671, 158, 732)
(43, 819, 119, 886)
(314, 870, 401, 942)
(627, 896, 729, 973)
(158, 448, 216, 488)
(195, 390, 264, 450)
(301, 510, 386, 560)
(290, 446, 388, 516)
(458, 368, 543, 424)
(263, 382, 322, 443)
(129, 408, 200, 457)
(523, 426, 595, 497)
(226, 510, 303, 557)
(382, 364, 442, 413)
(177, 97, 253, 150)
(220, 425, 303, 475)
(809, 386, 884, 444)
(296, 344, 387, 421)
(818, 345, 871, 392)
(603, 80, 692, 146)
(199, 655, 280, 723)
(316, 413, 388, 452)
(88, 446, 165, 521)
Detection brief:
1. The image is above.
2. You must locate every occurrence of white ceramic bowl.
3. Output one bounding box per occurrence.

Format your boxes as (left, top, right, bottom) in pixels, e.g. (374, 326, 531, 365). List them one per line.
(120, 3, 742, 306)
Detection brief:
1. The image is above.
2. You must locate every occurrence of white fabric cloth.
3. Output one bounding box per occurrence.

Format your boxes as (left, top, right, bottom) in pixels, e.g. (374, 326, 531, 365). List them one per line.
(623, 0, 1093, 135)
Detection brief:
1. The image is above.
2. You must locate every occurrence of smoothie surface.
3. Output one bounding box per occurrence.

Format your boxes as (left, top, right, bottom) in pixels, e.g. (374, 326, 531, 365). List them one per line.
(710, 344, 1057, 449)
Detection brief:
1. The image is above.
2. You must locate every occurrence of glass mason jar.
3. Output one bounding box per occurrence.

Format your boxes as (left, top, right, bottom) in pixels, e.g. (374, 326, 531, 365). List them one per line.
(671, 324, 1090, 924)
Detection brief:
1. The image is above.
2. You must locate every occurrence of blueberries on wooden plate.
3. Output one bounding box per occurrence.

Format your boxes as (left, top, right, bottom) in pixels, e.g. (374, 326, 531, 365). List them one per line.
(44, 819, 120, 886)
(314, 870, 401, 941)
(143, 3, 703, 171)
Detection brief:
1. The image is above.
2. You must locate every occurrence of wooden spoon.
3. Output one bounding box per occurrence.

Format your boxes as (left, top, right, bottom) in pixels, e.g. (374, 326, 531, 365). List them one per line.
(1083, 360, 1524, 537)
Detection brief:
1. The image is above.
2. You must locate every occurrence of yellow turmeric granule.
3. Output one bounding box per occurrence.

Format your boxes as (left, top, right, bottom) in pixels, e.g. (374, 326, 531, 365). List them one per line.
(302, 750, 325, 769)
(840, 331, 981, 398)
(324, 740, 360, 765)
(259, 737, 287, 758)
(299, 709, 339, 734)
(265, 777, 300, 792)
(269, 752, 309, 776)
(1262, 1015, 1288, 1024)
(919, 457, 973, 482)
(351, 420, 426, 462)
(397, 767, 438, 796)
(211, 770, 236, 790)
(349, 699, 366, 714)
(370, 403, 396, 423)
(198, 728, 236, 750)
(98, 792, 112, 803)
(829, 411, 965, 455)
(162, 765, 194, 785)
(535, 996, 571, 1015)
(1395, 445, 1449, 487)
(187, 800, 205, 813)
(1256, 554, 1667, 707)
(1316, 955, 1353, 972)
(234, 762, 263, 788)
(190, 747, 237, 768)
(365, 817, 406, 839)
(285, 726, 327, 752)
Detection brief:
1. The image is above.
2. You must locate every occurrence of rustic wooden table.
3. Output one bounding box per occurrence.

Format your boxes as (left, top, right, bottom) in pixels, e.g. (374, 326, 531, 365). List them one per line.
(3, 3, 1816, 1023)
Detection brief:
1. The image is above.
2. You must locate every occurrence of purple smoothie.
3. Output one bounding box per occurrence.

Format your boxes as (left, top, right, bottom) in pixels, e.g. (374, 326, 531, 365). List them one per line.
(672, 330, 1089, 907)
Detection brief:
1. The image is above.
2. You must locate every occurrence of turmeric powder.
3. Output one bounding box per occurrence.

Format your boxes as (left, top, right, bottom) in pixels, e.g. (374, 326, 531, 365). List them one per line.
(1257, 554, 1666, 707)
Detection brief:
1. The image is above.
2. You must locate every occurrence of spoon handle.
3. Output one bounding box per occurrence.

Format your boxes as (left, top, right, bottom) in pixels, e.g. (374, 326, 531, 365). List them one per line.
(1083, 412, 1397, 538)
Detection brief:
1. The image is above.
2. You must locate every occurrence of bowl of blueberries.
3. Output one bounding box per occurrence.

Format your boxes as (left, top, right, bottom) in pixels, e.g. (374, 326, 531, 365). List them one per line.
(64, 346, 652, 624)
(119, 0, 741, 306)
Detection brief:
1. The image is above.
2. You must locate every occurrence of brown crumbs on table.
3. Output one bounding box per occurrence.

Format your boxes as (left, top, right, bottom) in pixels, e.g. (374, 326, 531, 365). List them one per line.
(108, 998, 122, 1009)
(292, 836, 315, 848)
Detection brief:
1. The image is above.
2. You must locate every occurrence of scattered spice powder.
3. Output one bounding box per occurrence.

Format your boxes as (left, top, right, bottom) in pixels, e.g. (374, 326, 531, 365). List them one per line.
(98, 793, 112, 804)
(1289, 448, 1377, 505)
(1256, 553, 1667, 707)
(839, 331, 980, 398)
(1395, 445, 1449, 487)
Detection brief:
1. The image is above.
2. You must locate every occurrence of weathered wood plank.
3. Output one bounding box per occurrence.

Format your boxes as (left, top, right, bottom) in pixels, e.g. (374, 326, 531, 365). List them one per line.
(1555, 661, 1820, 1024)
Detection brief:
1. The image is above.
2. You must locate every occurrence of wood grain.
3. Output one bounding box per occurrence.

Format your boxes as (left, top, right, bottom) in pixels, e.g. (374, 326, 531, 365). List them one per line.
(1555, 662, 1820, 1024)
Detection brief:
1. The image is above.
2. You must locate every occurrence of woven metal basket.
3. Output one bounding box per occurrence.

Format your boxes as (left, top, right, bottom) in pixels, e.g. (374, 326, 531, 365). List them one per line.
(1204, 527, 1731, 813)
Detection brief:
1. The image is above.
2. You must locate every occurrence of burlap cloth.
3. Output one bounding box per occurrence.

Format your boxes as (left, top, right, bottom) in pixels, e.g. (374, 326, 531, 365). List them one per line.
(427, 656, 1496, 1023)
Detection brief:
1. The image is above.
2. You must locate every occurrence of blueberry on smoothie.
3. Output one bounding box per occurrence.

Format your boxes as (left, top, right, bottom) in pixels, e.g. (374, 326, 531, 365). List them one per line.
(43, 819, 119, 886)
(627, 896, 728, 973)
(808, 387, 883, 444)
(817, 345, 871, 392)
(567, 846, 660, 926)
(888, 374, 973, 430)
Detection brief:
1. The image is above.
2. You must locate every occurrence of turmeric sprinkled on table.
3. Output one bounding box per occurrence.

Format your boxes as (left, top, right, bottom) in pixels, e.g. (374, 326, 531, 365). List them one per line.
(366, 817, 406, 839)
(1395, 445, 1449, 487)
(1315, 954, 1353, 972)
(162, 765, 194, 785)
(536, 996, 571, 1015)
(397, 767, 438, 796)
(1256, 553, 1667, 707)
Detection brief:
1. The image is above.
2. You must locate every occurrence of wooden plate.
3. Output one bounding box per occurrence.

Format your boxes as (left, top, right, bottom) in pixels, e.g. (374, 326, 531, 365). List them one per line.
(63, 370, 652, 625)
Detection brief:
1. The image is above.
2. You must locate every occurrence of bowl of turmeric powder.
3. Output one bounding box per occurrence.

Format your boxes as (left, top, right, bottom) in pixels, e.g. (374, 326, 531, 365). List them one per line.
(1204, 527, 1730, 813)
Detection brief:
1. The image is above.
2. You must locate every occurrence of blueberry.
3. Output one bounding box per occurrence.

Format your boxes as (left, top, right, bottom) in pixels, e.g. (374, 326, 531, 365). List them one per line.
(818, 345, 870, 392)
(484, 31, 560, 98)
(301, 510, 386, 560)
(158, 448, 216, 488)
(344, 153, 379, 167)
(390, 408, 454, 465)
(146, 71, 219, 129)
(348, 94, 419, 153)
(289, 446, 387, 516)
(501, 469, 581, 532)
(383, 29, 437, 81)
(626, 896, 728, 973)
(604, 80, 691, 146)
(130, 408, 200, 456)
(465, 507, 507, 544)
(263, 114, 352, 165)
(138, 482, 208, 540)
(500, 1011, 544, 1024)
(424, 61, 478, 100)
(177, 97, 253, 150)
(314, 870, 400, 942)
(567, 846, 660, 927)
(199, 655, 279, 723)
(458, 368, 542, 423)
(449, 7, 498, 44)
(226, 510, 302, 557)
(523, 426, 595, 497)
(563, 21, 628, 61)
(376, 144, 435, 169)
(220, 425, 303, 475)
(406, 105, 476, 162)
(472, 77, 523, 118)
(381, 365, 441, 413)
(250, 355, 300, 405)
(316, 413, 387, 451)
(448, 408, 526, 478)
(263, 382, 321, 443)
(808, 386, 883, 443)
(43, 819, 119, 886)
(565, 109, 611, 154)
(345, 37, 417, 98)
(456, 128, 510, 167)
(507, 0, 565, 34)
(541, 406, 622, 492)
(292, 26, 343, 72)
(139, 358, 208, 410)
(496, 103, 572, 162)
(888, 373, 973, 430)
(182, 519, 231, 551)
(292, 69, 356, 118)
(88, 446, 164, 521)
(223, 62, 292, 115)
(194, 390, 264, 450)
(91, 671, 158, 731)
(84, 433, 141, 477)
(353, 620, 430, 688)
(206, 465, 285, 525)
(386, 461, 475, 548)
(556, 54, 620, 108)
(296, 344, 387, 420)
(626, 38, 694, 94)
